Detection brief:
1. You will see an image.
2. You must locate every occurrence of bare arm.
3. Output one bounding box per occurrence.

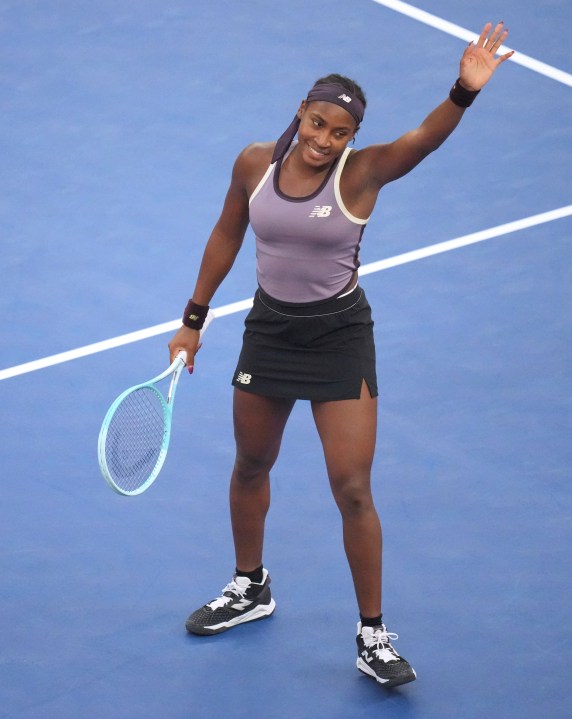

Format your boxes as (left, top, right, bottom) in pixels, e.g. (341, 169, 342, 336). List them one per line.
(191, 177, 250, 306)
(364, 100, 466, 187)
(359, 22, 514, 189)
(168, 150, 252, 368)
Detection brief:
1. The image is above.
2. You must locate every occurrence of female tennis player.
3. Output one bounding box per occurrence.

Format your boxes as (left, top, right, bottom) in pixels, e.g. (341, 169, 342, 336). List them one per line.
(169, 22, 513, 687)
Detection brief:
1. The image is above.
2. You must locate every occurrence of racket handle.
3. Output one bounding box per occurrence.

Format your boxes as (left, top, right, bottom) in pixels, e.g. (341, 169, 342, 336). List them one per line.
(176, 310, 213, 368)
(200, 309, 215, 337)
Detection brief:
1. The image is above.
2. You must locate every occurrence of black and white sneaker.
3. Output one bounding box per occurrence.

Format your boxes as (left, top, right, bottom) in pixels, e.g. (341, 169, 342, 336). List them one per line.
(356, 622, 417, 688)
(185, 569, 276, 635)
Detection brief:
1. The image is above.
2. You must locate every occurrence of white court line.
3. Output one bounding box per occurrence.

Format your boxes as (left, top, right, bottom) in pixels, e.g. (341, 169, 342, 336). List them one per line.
(1, 205, 571, 382)
(371, 0, 572, 87)
(359, 206, 572, 275)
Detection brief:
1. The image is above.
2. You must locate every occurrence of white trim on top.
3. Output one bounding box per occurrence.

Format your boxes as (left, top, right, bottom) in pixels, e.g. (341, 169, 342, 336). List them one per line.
(249, 162, 275, 205)
(334, 148, 370, 225)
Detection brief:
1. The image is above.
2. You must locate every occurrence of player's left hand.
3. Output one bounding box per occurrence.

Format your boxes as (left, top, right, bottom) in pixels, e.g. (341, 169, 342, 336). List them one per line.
(459, 22, 515, 92)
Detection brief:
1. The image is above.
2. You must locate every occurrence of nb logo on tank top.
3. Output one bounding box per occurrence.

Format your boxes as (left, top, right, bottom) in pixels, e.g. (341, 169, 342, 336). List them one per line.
(236, 371, 252, 385)
(309, 205, 332, 218)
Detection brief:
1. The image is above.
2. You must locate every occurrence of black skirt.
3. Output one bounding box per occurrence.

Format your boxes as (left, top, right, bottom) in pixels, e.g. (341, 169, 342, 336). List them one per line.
(231, 285, 378, 401)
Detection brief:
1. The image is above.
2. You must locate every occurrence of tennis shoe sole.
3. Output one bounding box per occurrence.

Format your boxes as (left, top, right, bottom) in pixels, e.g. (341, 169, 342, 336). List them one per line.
(186, 598, 276, 635)
(356, 657, 417, 688)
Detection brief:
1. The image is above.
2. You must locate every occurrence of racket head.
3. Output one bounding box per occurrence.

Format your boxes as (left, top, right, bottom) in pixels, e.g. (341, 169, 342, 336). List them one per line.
(98, 383, 172, 496)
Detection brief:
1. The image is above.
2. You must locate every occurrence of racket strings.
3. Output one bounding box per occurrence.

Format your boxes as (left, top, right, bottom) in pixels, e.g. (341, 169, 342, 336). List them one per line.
(104, 387, 167, 493)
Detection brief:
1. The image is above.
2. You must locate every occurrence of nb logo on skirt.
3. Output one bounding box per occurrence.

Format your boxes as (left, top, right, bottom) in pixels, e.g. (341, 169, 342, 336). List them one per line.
(236, 371, 252, 385)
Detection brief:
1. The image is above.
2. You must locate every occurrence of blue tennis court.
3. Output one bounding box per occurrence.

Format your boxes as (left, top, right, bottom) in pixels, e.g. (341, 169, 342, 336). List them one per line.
(1, 1, 571, 717)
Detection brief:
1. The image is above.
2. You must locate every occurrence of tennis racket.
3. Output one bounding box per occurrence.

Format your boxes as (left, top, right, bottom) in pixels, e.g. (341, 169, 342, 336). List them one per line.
(97, 310, 214, 496)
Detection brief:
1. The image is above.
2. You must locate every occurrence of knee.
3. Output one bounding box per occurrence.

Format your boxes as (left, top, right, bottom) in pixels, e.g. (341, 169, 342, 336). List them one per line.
(331, 474, 375, 517)
(232, 450, 275, 486)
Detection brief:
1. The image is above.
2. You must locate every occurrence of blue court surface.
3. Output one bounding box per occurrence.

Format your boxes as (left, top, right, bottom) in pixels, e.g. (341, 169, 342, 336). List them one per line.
(1, 1, 571, 717)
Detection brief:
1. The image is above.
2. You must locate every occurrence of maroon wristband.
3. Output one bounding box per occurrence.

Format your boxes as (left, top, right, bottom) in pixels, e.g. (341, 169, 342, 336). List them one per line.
(182, 299, 209, 330)
(449, 78, 480, 108)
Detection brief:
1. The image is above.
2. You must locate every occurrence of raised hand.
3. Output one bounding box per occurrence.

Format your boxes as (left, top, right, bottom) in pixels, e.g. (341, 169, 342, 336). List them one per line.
(459, 22, 515, 92)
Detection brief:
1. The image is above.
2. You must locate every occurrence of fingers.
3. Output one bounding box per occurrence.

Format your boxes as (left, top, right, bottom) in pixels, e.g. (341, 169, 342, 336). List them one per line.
(487, 23, 509, 53)
(476, 22, 493, 48)
(168, 325, 202, 374)
(488, 22, 514, 65)
(497, 49, 515, 64)
(478, 21, 510, 55)
(170, 345, 196, 373)
(186, 352, 196, 374)
(185, 344, 205, 374)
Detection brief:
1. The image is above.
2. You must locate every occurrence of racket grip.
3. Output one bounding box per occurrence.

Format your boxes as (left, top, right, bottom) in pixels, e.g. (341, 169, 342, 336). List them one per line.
(176, 310, 213, 368)
(200, 309, 215, 337)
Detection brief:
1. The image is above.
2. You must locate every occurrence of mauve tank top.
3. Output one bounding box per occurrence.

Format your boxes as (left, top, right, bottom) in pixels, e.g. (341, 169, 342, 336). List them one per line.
(249, 144, 369, 303)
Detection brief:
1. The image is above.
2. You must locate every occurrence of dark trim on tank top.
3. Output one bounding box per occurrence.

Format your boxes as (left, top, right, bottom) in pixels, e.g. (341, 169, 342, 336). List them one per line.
(273, 151, 342, 203)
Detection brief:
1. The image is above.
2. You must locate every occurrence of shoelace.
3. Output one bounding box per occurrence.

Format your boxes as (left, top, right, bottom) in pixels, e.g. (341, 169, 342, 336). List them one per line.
(207, 579, 248, 611)
(363, 627, 401, 661)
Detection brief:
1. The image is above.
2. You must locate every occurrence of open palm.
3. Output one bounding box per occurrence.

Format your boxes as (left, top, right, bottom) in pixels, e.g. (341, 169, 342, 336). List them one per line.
(459, 22, 514, 91)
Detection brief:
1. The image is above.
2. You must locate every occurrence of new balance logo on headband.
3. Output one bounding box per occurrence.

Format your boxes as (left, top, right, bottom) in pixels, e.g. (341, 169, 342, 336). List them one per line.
(309, 205, 332, 218)
(338, 94, 352, 103)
